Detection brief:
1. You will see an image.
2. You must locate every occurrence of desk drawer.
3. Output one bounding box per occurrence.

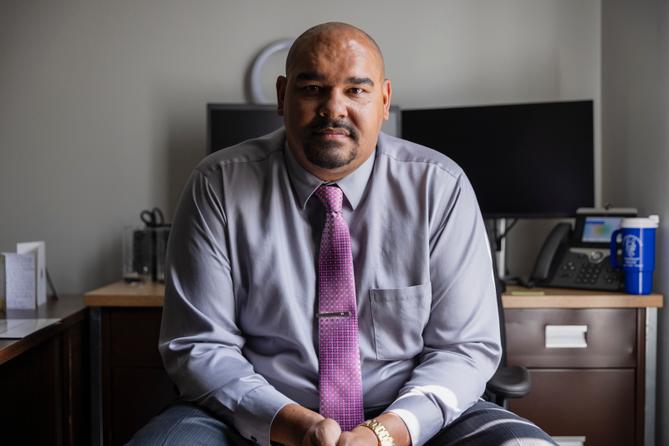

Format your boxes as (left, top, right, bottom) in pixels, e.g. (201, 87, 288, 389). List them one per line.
(505, 309, 637, 368)
(509, 369, 635, 446)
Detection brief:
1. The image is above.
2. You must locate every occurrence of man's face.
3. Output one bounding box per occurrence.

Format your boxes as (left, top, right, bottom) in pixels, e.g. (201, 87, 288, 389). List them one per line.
(277, 32, 391, 181)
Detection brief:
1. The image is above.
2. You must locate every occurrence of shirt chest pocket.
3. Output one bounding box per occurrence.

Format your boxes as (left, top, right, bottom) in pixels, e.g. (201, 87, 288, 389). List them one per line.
(368, 283, 432, 360)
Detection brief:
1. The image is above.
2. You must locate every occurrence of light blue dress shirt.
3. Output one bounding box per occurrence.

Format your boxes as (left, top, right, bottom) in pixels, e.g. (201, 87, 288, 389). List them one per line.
(159, 128, 501, 446)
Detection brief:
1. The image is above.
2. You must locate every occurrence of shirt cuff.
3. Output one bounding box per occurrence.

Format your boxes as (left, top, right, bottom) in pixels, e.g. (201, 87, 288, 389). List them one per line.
(385, 392, 448, 446)
(232, 385, 295, 446)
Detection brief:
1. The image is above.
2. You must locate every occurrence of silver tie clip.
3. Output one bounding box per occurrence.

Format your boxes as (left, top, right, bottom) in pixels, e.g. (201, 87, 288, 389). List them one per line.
(316, 311, 351, 318)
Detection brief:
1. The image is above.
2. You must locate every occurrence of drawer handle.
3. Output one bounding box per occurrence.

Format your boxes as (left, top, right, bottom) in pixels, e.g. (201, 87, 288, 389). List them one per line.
(552, 436, 586, 446)
(545, 325, 588, 348)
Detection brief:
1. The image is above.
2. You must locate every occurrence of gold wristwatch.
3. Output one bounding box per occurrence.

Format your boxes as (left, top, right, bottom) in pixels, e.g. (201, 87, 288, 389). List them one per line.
(360, 419, 397, 446)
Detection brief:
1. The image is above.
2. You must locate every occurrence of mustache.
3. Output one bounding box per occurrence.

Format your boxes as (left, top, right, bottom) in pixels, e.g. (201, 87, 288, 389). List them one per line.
(308, 117, 359, 141)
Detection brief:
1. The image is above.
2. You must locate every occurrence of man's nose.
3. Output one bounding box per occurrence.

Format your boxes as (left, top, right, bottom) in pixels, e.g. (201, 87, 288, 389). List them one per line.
(318, 89, 347, 120)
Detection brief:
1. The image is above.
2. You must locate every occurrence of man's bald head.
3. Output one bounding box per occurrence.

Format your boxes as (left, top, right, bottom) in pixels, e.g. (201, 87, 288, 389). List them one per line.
(276, 22, 391, 182)
(285, 22, 385, 79)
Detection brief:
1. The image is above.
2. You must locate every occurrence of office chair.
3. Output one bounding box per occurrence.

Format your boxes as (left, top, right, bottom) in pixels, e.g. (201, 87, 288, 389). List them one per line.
(484, 232, 531, 408)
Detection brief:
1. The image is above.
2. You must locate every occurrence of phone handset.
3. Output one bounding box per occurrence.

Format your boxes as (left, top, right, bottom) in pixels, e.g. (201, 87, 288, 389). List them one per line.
(529, 222, 573, 284)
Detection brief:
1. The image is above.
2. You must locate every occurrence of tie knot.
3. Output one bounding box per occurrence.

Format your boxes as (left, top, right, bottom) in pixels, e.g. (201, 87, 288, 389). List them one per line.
(315, 185, 343, 213)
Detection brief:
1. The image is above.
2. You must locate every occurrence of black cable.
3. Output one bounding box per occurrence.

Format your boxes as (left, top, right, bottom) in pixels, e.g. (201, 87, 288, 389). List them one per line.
(496, 218, 519, 245)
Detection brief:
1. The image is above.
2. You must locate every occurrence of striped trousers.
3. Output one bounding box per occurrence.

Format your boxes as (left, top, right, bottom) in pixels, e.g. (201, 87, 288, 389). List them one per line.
(127, 400, 557, 445)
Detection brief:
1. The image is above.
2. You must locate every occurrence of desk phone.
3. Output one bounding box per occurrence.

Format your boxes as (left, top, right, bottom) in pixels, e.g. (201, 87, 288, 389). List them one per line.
(530, 208, 637, 291)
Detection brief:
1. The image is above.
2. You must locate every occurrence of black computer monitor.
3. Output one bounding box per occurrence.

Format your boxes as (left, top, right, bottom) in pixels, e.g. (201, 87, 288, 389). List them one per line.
(401, 101, 594, 218)
(207, 103, 402, 154)
(207, 104, 283, 154)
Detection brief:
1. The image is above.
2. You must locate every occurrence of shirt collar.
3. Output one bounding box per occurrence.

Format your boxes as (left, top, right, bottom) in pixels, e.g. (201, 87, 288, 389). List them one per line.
(284, 140, 376, 211)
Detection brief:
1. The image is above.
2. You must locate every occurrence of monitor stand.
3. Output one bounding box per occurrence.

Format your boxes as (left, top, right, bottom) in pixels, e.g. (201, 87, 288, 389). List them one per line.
(492, 218, 507, 279)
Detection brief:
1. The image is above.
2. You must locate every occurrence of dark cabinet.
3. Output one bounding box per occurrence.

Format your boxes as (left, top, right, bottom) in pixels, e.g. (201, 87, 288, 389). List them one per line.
(506, 308, 645, 446)
(100, 308, 178, 446)
(0, 296, 89, 446)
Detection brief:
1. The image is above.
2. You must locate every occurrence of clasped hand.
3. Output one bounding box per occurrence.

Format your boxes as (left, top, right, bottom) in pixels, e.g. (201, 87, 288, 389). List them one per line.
(302, 418, 378, 446)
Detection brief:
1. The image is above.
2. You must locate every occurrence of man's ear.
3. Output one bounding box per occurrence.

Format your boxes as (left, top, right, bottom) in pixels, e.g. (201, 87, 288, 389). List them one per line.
(276, 76, 287, 116)
(382, 79, 392, 120)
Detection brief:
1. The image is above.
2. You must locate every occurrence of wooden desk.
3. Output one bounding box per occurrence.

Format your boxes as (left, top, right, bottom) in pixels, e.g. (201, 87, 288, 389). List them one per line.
(85, 281, 165, 307)
(503, 285, 663, 308)
(502, 286, 662, 446)
(86, 282, 663, 446)
(85, 282, 175, 446)
(0, 295, 89, 445)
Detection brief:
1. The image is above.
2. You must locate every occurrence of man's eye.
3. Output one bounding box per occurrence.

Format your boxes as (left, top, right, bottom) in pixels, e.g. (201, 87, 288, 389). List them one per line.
(302, 85, 321, 94)
(349, 87, 365, 95)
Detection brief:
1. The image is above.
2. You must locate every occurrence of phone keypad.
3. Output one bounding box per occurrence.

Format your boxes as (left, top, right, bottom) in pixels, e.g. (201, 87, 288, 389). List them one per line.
(551, 252, 623, 291)
(575, 262, 602, 285)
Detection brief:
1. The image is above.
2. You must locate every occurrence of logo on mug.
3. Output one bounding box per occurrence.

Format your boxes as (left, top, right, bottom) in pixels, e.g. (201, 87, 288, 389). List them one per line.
(623, 235, 643, 267)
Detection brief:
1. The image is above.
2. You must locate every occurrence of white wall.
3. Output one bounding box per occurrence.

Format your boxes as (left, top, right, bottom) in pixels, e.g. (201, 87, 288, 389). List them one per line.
(601, 0, 669, 444)
(0, 0, 600, 293)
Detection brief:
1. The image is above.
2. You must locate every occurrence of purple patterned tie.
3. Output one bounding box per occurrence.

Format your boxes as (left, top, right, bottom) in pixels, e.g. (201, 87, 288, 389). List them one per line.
(315, 185, 364, 431)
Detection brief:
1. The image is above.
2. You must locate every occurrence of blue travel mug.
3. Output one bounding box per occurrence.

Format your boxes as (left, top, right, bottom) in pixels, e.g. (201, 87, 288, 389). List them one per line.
(610, 216, 659, 294)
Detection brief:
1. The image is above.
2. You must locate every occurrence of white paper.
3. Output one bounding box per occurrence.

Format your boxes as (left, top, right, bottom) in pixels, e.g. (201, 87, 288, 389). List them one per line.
(17, 241, 47, 306)
(1, 253, 36, 310)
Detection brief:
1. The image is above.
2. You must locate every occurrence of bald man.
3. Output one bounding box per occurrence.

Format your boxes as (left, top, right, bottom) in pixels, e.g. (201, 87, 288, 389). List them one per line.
(129, 22, 556, 446)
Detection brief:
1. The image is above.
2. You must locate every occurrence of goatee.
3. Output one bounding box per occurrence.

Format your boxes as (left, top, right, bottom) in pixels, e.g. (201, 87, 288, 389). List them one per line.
(304, 117, 359, 169)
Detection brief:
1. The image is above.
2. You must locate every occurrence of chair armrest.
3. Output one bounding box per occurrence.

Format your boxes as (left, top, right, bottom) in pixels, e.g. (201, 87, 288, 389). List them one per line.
(486, 365, 531, 399)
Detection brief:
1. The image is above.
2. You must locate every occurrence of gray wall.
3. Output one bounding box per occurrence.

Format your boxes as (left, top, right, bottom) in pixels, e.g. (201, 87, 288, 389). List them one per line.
(601, 0, 669, 444)
(9, 0, 669, 442)
(0, 0, 600, 293)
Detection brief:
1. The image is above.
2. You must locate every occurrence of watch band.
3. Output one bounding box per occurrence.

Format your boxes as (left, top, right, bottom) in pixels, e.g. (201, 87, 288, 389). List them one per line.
(360, 419, 397, 446)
